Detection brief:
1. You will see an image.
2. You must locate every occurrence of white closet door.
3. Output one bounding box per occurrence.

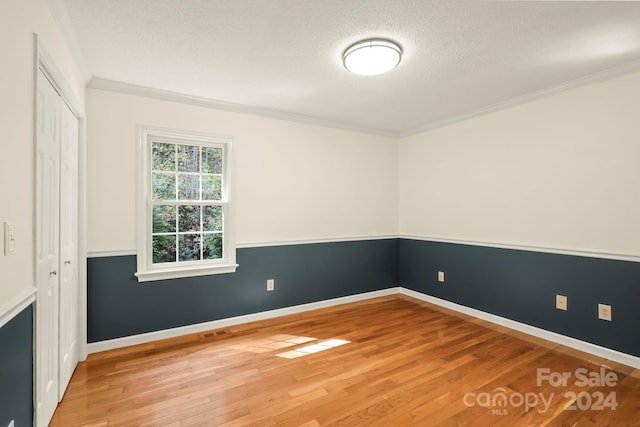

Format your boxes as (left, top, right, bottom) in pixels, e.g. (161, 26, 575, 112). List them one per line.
(36, 70, 61, 426)
(58, 99, 79, 399)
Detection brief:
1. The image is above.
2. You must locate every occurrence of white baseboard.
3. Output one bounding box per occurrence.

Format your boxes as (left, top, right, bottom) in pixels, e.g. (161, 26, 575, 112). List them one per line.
(87, 287, 401, 354)
(0, 287, 37, 329)
(398, 288, 640, 369)
(86, 286, 640, 369)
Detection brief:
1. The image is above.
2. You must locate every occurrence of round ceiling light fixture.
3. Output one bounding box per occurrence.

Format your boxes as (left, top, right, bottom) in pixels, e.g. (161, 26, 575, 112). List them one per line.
(343, 39, 402, 76)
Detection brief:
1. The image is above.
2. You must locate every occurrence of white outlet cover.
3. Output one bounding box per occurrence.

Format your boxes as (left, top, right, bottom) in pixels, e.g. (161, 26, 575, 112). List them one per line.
(438, 271, 445, 282)
(556, 295, 568, 311)
(267, 279, 275, 291)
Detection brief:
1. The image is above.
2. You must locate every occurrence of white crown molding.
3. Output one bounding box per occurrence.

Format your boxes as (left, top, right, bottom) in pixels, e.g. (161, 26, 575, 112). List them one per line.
(88, 59, 640, 140)
(399, 288, 640, 369)
(45, 0, 92, 83)
(87, 287, 400, 354)
(0, 287, 37, 329)
(87, 78, 397, 138)
(399, 58, 640, 138)
(399, 234, 640, 263)
(39, 0, 640, 146)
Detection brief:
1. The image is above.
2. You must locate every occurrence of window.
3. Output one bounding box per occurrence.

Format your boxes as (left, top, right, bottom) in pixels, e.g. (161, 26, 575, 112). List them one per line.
(136, 127, 236, 282)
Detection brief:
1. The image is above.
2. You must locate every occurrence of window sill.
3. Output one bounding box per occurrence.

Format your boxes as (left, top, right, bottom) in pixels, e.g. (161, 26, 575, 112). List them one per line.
(135, 263, 238, 282)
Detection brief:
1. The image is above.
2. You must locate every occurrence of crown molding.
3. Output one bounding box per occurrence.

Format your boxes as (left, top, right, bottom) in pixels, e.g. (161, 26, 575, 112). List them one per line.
(87, 59, 640, 140)
(399, 58, 640, 138)
(87, 78, 397, 138)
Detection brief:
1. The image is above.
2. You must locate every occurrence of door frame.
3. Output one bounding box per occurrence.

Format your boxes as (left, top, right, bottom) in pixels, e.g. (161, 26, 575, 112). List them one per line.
(34, 34, 87, 426)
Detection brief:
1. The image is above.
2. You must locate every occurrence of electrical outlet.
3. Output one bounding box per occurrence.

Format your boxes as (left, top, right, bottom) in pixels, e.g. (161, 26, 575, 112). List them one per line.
(598, 304, 612, 321)
(438, 271, 445, 283)
(555, 295, 567, 311)
(267, 279, 275, 291)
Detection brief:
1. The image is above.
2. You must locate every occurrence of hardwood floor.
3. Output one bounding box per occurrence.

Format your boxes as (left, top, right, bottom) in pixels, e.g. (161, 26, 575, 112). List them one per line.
(51, 296, 640, 426)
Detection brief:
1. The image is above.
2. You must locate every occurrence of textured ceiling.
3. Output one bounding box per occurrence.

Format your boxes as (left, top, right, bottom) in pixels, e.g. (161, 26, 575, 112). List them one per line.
(58, 0, 640, 136)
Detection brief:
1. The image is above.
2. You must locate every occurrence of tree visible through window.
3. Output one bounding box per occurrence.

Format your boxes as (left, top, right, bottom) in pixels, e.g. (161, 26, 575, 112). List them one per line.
(136, 127, 236, 282)
(151, 141, 224, 263)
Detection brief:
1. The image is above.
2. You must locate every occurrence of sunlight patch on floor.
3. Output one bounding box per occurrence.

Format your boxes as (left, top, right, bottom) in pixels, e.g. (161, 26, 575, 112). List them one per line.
(276, 339, 350, 359)
(243, 334, 316, 354)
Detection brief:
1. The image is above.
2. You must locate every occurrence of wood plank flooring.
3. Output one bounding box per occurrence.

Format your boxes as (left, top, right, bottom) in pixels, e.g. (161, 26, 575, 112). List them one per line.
(50, 295, 640, 426)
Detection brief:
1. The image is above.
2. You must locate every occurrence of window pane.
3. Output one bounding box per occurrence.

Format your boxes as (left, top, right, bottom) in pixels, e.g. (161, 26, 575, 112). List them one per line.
(203, 206, 223, 231)
(178, 145, 199, 172)
(152, 235, 176, 263)
(202, 175, 222, 201)
(153, 205, 176, 233)
(152, 142, 175, 171)
(178, 205, 200, 232)
(152, 172, 176, 200)
(178, 174, 200, 200)
(202, 147, 223, 174)
(179, 234, 200, 262)
(203, 233, 223, 260)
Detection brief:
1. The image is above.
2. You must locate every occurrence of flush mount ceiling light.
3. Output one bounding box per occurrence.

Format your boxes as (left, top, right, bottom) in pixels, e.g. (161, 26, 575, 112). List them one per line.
(343, 39, 402, 76)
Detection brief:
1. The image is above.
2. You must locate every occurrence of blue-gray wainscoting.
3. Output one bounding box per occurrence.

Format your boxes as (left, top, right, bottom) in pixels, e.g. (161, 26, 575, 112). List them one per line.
(0, 305, 33, 426)
(399, 238, 640, 357)
(88, 239, 399, 342)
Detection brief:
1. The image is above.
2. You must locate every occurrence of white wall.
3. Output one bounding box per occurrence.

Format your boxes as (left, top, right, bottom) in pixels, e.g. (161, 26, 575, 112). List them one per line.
(86, 89, 398, 252)
(399, 71, 640, 257)
(0, 0, 86, 306)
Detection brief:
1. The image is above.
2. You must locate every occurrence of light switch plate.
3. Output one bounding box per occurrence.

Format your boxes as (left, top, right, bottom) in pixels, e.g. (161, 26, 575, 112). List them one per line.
(4, 222, 16, 255)
(556, 295, 568, 311)
(438, 271, 445, 282)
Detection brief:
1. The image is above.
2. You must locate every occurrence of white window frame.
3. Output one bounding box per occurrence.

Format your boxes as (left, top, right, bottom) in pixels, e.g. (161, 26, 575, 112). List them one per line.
(135, 126, 237, 282)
